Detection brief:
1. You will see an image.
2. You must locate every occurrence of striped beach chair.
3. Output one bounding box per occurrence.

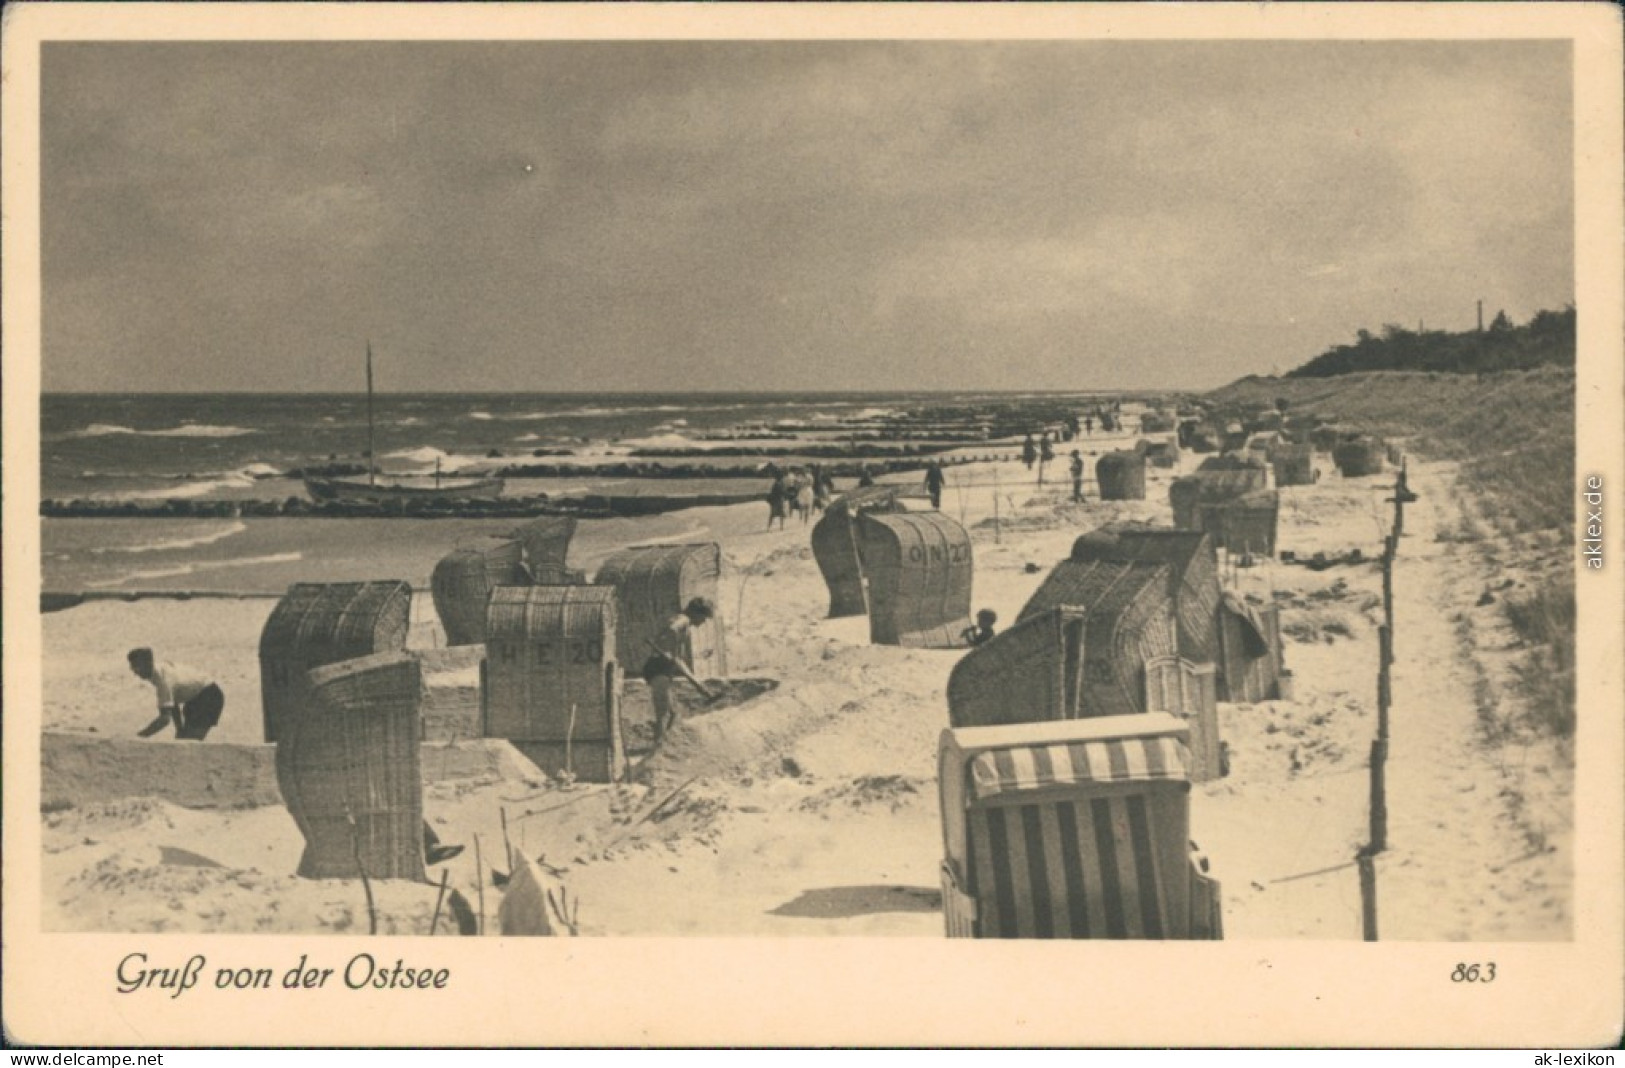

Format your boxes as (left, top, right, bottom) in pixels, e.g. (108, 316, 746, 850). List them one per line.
(938, 713, 1222, 940)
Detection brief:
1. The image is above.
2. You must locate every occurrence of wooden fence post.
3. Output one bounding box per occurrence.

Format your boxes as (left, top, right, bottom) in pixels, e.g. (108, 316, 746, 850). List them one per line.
(1377, 624, 1392, 744)
(1358, 850, 1379, 942)
(1369, 738, 1388, 853)
(1382, 534, 1396, 641)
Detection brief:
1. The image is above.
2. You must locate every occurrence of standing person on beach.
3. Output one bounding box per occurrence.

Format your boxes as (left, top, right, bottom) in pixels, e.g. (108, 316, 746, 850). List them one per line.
(1038, 432, 1055, 486)
(925, 461, 946, 510)
(642, 597, 716, 744)
(1021, 433, 1037, 470)
(127, 648, 224, 741)
(857, 463, 875, 488)
(794, 470, 815, 525)
(766, 469, 789, 531)
(810, 463, 831, 513)
(1070, 449, 1086, 503)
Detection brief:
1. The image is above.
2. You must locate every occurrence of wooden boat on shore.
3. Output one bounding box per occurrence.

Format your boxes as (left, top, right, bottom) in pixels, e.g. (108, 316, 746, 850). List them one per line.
(303, 473, 505, 503)
(306, 341, 506, 504)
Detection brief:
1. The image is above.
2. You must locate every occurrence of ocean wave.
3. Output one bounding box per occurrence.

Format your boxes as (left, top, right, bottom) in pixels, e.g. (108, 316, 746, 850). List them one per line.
(95, 474, 256, 502)
(86, 552, 304, 590)
(72, 423, 258, 439)
(382, 445, 452, 465)
(89, 521, 247, 556)
(616, 433, 699, 451)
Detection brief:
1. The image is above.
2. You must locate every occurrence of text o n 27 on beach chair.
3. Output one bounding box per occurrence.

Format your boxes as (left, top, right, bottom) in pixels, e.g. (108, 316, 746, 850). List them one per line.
(937, 714, 1222, 940)
(483, 584, 624, 784)
(856, 510, 974, 648)
(258, 581, 412, 744)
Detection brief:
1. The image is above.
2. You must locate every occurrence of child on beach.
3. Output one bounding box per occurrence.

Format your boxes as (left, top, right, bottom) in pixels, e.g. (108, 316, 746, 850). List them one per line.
(127, 648, 224, 741)
(642, 597, 716, 744)
(962, 609, 998, 647)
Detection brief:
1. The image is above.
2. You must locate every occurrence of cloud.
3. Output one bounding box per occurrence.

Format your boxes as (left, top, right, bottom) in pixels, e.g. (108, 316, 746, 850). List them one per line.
(40, 40, 1574, 392)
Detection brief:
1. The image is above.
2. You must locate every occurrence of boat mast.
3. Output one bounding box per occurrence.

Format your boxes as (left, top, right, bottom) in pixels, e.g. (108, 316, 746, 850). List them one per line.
(365, 340, 376, 487)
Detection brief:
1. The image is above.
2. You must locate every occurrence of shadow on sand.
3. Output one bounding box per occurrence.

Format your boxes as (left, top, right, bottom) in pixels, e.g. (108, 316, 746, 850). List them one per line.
(768, 885, 941, 919)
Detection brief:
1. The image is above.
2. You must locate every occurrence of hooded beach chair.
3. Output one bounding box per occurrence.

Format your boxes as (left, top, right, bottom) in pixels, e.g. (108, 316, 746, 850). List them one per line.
(938, 713, 1222, 940)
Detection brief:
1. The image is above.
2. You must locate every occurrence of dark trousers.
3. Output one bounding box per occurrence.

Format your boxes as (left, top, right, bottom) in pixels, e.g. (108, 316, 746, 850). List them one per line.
(176, 684, 225, 741)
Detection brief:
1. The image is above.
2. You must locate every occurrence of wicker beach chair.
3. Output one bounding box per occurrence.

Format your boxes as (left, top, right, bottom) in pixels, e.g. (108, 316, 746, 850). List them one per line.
(857, 511, 974, 648)
(1095, 451, 1148, 501)
(258, 581, 412, 743)
(1271, 443, 1316, 487)
(595, 543, 728, 679)
(1216, 592, 1284, 704)
(430, 538, 527, 647)
(809, 485, 906, 618)
(938, 713, 1223, 940)
(484, 585, 623, 783)
(1015, 558, 1177, 720)
(276, 651, 426, 881)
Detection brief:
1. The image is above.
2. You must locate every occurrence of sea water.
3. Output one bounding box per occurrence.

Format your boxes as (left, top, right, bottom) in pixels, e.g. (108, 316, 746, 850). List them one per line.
(40, 390, 1112, 593)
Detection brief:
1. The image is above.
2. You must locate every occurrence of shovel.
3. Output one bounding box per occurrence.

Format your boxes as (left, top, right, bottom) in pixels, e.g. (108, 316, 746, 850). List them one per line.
(644, 640, 724, 704)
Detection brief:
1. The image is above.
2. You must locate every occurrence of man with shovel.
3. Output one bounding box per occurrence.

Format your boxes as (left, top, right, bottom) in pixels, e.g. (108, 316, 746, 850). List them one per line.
(642, 596, 718, 745)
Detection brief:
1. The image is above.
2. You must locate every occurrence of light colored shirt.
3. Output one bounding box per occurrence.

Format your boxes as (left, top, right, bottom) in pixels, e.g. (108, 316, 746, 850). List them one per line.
(150, 661, 211, 710)
(652, 615, 693, 661)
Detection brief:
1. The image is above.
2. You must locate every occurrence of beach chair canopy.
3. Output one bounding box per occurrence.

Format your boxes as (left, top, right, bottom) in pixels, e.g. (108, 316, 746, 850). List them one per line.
(510, 516, 578, 576)
(965, 729, 1190, 801)
(937, 714, 1220, 940)
(430, 538, 527, 647)
(595, 542, 728, 678)
(947, 607, 1087, 729)
(1095, 451, 1148, 501)
(810, 486, 906, 618)
(1217, 592, 1284, 703)
(258, 580, 412, 742)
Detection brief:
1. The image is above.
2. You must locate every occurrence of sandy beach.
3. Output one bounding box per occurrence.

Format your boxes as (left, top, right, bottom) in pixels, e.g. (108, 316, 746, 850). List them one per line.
(39, 435, 1572, 941)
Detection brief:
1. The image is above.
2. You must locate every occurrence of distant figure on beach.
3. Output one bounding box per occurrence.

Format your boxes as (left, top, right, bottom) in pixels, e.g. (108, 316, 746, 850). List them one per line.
(767, 470, 790, 530)
(925, 461, 946, 510)
(1021, 433, 1037, 470)
(794, 471, 815, 525)
(962, 608, 998, 647)
(1084, 415, 1094, 436)
(857, 463, 876, 488)
(1037, 432, 1055, 486)
(642, 597, 716, 744)
(810, 464, 831, 512)
(1070, 449, 1085, 503)
(127, 648, 224, 741)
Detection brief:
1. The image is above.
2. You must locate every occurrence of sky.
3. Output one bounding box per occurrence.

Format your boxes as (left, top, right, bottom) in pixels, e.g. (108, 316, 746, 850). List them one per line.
(41, 39, 1573, 393)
